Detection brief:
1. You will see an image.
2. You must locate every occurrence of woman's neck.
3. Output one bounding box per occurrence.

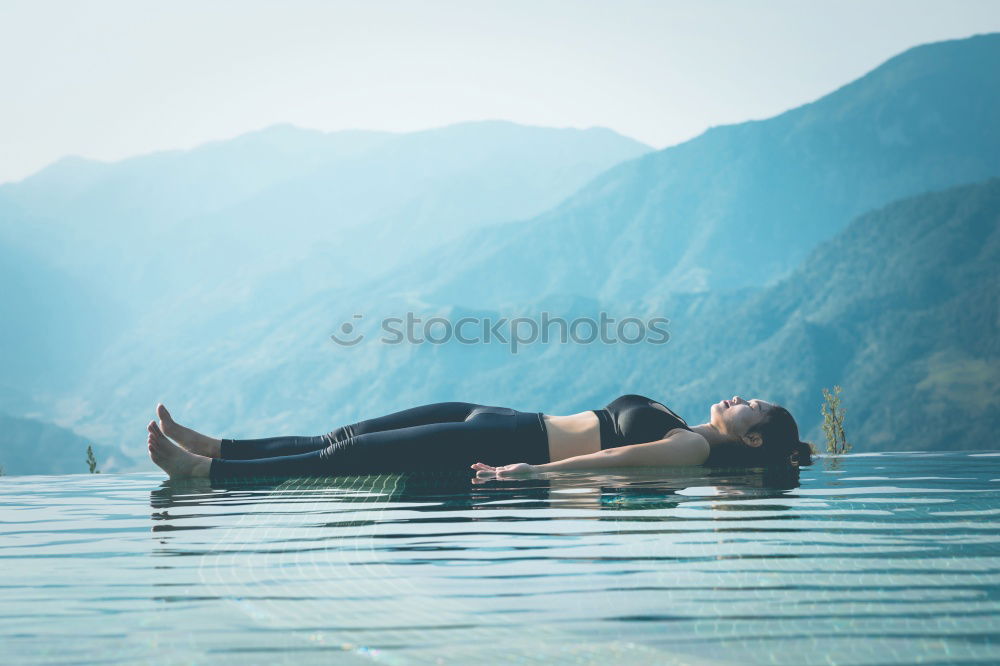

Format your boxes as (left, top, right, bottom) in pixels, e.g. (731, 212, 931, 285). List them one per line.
(689, 423, 738, 449)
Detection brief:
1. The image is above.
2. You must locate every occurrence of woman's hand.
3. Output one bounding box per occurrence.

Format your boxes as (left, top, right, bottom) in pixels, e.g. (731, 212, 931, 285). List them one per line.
(471, 462, 536, 478)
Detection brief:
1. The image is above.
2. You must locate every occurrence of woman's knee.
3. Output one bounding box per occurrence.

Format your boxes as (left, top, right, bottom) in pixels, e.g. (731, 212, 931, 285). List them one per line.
(317, 435, 425, 474)
(322, 425, 354, 444)
(316, 437, 361, 472)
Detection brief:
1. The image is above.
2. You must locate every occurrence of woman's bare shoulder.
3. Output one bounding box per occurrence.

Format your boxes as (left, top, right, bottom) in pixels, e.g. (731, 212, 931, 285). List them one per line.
(663, 428, 710, 464)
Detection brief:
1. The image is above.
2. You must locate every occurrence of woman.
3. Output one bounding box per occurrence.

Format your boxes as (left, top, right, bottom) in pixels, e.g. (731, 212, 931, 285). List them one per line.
(147, 394, 813, 481)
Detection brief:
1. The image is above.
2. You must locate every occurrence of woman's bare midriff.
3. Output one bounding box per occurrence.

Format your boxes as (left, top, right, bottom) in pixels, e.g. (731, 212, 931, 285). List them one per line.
(542, 411, 602, 462)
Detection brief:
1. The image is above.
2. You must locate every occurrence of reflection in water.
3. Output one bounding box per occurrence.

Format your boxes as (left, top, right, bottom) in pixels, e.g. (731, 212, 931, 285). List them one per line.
(150, 464, 802, 512)
(146, 466, 811, 663)
(3, 453, 999, 665)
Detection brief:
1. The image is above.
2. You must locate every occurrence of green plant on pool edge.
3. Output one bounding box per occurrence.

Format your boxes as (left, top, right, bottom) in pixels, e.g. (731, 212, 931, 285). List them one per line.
(821, 385, 851, 456)
(86, 445, 101, 474)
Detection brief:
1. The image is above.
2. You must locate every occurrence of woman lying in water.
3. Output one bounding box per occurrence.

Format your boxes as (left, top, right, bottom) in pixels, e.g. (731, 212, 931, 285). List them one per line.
(147, 393, 814, 481)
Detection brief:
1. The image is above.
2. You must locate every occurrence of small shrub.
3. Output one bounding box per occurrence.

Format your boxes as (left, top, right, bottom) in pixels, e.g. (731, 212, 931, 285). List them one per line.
(86, 445, 101, 474)
(821, 385, 851, 455)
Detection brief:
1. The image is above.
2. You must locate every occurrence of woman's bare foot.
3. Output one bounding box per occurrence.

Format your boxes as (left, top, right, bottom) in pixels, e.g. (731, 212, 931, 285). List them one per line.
(157, 403, 222, 458)
(148, 420, 212, 480)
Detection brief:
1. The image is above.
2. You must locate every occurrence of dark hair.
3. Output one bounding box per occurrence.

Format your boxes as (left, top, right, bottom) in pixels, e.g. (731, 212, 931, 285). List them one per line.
(704, 405, 814, 468)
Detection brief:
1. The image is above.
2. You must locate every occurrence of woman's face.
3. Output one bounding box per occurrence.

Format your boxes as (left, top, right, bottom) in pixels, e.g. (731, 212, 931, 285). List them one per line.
(710, 396, 775, 443)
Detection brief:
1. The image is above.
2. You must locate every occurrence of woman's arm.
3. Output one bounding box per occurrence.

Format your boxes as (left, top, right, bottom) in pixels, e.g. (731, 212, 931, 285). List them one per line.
(472, 429, 710, 478)
(535, 429, 709, 471)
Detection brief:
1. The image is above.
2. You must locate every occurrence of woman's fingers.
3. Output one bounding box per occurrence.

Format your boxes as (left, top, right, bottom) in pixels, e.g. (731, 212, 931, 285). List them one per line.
(471, 462, 495, 478)
(472, 462, 504, 479)
(471, 462, 533, 479)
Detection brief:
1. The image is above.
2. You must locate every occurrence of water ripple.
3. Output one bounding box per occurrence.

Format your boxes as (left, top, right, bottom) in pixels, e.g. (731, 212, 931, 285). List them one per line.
(1, 453, 1000, 664)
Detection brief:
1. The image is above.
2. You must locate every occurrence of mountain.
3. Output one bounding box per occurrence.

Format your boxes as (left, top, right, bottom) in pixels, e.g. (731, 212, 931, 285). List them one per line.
(0, 122, 650, 293)
(0, 121, 650, 396)
(0, 411, 123, 475)
(0, 240, 123, 393)
(152, 121, 655, 307)
(0, 125, 396, 291)
(376, 32, 1000, 307)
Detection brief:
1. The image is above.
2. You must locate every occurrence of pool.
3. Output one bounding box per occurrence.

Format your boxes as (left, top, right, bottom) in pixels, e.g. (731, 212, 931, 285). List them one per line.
(2, 452, 999, 664)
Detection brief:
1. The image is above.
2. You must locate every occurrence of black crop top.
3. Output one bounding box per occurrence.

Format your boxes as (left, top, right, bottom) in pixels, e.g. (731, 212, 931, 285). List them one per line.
(592, 394, 692, 450)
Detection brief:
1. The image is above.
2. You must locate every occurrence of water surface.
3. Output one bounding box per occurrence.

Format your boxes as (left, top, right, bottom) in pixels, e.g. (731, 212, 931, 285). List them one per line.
(2, 452, 999, 664)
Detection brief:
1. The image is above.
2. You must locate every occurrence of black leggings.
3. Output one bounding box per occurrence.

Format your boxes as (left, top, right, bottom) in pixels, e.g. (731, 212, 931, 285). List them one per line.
(208, 401, 550, 481)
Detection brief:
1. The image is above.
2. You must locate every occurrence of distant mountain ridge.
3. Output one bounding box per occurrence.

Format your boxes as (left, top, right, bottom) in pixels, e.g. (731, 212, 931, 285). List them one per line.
(0, 410, 122, 476)
(370, 32, 1000, 308)
(1, 121, 650, 292)
(0, 120, 650, 396)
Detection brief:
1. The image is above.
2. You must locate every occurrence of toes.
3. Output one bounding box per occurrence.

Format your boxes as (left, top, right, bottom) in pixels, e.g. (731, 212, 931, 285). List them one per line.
(148, 428, 168, 449)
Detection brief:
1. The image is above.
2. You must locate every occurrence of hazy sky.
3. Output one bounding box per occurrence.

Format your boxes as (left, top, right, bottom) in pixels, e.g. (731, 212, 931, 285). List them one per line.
(2, 0, 999, 183)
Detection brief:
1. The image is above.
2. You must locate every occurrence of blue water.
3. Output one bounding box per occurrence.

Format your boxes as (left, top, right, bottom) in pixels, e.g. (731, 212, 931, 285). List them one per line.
(2, 452, 1000, 665)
